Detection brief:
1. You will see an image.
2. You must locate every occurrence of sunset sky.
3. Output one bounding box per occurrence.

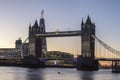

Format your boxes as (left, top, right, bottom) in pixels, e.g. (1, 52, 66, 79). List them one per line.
(0, 0, 120, 56)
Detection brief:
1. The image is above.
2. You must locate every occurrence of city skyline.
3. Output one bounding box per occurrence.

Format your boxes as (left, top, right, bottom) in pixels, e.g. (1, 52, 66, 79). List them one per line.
(0, 0, 120, 55)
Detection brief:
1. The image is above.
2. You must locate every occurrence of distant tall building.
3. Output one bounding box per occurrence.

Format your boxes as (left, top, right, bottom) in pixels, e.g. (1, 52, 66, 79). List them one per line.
(39, 10, 47, 56)
(81, 16, 95, 58)
(28, 10, 47, 57)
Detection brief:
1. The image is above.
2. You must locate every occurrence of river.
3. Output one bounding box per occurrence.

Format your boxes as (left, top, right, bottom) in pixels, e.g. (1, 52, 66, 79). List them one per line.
(0, 67, 120, 80)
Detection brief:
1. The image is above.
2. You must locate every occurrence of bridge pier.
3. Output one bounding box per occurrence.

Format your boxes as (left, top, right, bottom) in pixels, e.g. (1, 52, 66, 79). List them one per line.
(112, 60, 120, 73)
(76, 16, 98, 70)
(77, 55, 98, 70)
(22, 56, 45, 68)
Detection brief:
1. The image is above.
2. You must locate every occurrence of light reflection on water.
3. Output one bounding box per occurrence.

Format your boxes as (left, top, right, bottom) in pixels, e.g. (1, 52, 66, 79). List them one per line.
(0, 67, 120, 80)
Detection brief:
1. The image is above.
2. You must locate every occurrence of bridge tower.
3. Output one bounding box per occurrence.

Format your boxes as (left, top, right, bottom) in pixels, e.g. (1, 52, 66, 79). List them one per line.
(81, 16, 95, 58)
(28, 20, 42, 58)
(77, 16, 98, 70)
(24, 13, 47, 67)
(28, 10, 47, 58)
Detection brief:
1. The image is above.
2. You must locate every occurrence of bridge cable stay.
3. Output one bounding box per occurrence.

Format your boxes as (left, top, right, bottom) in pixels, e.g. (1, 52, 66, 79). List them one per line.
(92, 35, 120, 59)
(99, 42, 101, 58)
(95, 39, 98, 58)
(104, 46, 106, 58)
(11, 37, 29, 58)
(101, 42, 107, 58)
(94, 37, 108, 59)
(95, 39, 103, 58)
(20, 37, 29, 58)
(97, 40, 106, 58)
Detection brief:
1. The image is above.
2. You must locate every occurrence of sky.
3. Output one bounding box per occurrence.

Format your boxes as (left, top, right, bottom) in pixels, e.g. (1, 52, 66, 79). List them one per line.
(0, 0, 120, 56)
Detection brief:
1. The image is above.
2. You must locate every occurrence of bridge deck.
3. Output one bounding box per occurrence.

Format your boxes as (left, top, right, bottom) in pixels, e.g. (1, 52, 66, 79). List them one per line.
(0, 57, 22, 60)
(1, 57, 120, 62)
(36, 30, 81, 37)
(95, 58, 120, 61)
(39, 58, 76, 60)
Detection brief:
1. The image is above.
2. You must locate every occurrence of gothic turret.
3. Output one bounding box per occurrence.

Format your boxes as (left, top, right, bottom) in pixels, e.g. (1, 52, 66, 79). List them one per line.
(29, 23, 31, 29)
(81, 18, 84, 26)
(34, 20, 39, 28)
(85, 15, 91, 24)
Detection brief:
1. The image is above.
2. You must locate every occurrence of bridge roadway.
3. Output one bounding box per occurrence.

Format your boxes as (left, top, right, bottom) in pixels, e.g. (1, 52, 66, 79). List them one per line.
(36, 30, 81, 37)
(0, 57, 120, 61)
(39, 58, 76, 60)
(0, 57, 75, 61)
(40, 58, 120, 61)
(0, 57, 22, 60)
(95, 58, 120, 61)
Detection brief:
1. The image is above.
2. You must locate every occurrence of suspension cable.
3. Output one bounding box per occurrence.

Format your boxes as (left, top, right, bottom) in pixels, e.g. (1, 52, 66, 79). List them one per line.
(92, 35, 120, 57)
(20, 37, 29, 57)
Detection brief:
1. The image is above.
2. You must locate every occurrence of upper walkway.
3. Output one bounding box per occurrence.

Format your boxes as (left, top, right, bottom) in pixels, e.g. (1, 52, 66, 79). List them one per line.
(36, 30, 81, 37)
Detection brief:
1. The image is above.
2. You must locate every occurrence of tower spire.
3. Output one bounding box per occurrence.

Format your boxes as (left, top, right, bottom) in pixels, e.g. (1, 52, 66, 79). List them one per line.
(81, 18, 84, 25)
(29, 22, 31, 28)
(34, 20, 38, 27)
(86, 15, 91, 24)
(41, 10, 44, 19)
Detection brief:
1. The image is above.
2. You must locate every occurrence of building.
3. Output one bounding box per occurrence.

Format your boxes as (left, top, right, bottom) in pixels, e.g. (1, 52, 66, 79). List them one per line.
(28, 10, 47, 58)
(40, 10, 47, 57)
(77, 16, 98, 70)
(46, 51, 74, 58)
(81, 15, 95, 58)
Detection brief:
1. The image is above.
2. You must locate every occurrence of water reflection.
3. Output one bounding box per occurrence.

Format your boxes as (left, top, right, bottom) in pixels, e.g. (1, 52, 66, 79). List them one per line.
(79, 71, 94, 80)
(0, 67, 120, 80)
(26, 68, 44, 80)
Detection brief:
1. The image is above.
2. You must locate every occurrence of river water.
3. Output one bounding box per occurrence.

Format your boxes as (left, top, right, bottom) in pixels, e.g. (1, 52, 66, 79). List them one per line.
(0, 67, 120, 80)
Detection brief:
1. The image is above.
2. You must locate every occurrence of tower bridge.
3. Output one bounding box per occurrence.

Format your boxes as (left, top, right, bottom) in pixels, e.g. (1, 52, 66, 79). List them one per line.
(1, 10, 120, 72)
(27, 11, 120, 72)
(27, 11, 98, 70)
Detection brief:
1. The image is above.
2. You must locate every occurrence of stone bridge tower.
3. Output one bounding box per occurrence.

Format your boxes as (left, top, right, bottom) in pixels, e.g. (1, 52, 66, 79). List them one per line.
(77, 16, 98, 70)
(28, 20, 42, 58)
(81, 16, 95, 58)
(28, 10, 47, 58)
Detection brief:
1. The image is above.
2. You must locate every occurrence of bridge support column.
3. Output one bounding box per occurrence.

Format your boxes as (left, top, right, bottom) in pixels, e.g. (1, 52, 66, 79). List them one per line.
(77, 16, 98, 70)
(112, 60, 120, 73)
(77, 55, 98, 70)
(22, 56, 45, 68)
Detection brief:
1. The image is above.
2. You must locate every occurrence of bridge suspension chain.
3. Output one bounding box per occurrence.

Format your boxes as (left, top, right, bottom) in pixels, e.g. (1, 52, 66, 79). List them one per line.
(20, 37, 29, 57)
(92, 35, 120, 57)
